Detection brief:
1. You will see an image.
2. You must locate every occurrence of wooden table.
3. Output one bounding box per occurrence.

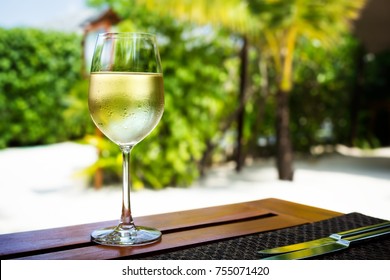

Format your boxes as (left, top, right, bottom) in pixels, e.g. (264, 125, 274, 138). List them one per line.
(0, 198, 342, 260)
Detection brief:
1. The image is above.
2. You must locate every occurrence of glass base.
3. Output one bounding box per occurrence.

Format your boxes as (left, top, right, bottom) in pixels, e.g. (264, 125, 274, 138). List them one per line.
(91, 224, 162, 246)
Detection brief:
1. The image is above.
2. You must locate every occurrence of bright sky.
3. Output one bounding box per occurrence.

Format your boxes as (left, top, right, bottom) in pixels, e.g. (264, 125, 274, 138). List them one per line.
(0, 0, 96, 30)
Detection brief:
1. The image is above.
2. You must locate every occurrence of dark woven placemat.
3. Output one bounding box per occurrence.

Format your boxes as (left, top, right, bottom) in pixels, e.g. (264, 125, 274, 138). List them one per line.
(135, 213, 390, 260)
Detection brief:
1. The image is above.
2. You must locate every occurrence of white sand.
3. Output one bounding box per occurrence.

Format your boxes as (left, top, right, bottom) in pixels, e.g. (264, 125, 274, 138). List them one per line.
(0, 142, 389, 234)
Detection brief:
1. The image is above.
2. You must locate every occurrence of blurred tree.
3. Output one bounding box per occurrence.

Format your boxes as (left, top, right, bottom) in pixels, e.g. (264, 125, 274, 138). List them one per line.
(0, 28, 87, 148)
(129, 0, 366, 180)
(88, 0, 258, 172)
(247, 0, 366, 180)
(290, 36, 360, 151)
(127, 0, 260, 173)
(88, 0, 366, 182)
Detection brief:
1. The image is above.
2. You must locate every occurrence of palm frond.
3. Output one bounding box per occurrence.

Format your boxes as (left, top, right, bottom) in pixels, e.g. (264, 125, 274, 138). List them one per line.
(250, 0, 367, 47)
(137, 0, 259, 35)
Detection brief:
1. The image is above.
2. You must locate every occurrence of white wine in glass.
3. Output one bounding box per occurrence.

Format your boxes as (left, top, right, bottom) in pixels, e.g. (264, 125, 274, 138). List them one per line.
(88, 33, 164, 246)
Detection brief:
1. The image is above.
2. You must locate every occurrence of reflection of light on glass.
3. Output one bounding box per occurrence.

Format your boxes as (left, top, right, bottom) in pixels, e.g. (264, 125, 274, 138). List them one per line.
(85, 29, 106, 72)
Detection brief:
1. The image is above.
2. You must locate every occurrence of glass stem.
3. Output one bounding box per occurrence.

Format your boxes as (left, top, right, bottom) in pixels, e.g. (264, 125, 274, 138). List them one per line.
(120, 145, 135, 229)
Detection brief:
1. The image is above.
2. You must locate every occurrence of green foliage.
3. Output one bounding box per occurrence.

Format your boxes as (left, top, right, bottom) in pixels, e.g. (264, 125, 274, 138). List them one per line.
(141, 25, 237, 188)
(85, 0, 387, 188)
(289, 36, 359, 151)
(3, 1, 386, 190)
(82, 134, 122, 185)
(248, 0, 365, 44)
(83, 8, 239, 189)
(0, 28, 87, 147)
(289, 37, 390, 150)
(357, 50, 390, 147)
(241, 34, 385, 155)
(63, 78, 95, 139)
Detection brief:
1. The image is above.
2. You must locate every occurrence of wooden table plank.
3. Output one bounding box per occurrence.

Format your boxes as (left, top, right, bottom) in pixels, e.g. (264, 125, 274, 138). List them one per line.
(252, 198, 343, 221)
(0, 198, 342, 260)
(16, 213, 308, 260)
(0, 202, 271, 257)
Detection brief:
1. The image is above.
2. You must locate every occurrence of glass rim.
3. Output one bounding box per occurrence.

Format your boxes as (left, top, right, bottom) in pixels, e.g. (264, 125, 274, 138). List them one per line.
(98, 32, 157, 39)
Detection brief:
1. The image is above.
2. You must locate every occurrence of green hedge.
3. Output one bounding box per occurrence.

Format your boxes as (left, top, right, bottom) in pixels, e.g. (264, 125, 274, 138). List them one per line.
(3, 25, 385, 190)
(0, 28, 87, 148)
(0, 26, 238, 189)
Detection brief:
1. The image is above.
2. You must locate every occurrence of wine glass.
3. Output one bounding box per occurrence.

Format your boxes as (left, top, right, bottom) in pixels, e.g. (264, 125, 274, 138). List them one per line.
(88, 32, 164, 246)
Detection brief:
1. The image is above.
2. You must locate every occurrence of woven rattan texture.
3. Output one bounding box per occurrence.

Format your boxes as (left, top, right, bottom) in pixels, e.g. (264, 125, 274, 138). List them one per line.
(136, 213, 390, 260)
